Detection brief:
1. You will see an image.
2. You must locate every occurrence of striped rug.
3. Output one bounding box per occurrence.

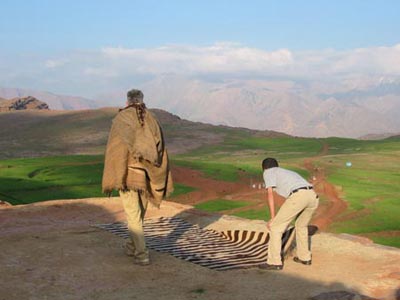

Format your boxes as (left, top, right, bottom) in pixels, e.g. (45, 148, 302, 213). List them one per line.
(96, 216, 295, 271)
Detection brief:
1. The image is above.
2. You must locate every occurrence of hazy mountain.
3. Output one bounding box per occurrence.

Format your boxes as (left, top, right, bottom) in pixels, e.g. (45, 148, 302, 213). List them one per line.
(113, 75, 400, 138)
(4, 75, 400, 138)
(0, 87, 105, 110)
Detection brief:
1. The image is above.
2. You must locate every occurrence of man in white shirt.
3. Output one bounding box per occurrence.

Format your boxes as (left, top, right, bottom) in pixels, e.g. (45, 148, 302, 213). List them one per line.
(259, 158, 319, 270)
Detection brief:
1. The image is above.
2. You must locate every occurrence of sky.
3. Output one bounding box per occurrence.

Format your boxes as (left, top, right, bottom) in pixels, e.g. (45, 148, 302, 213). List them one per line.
(1, 0, 400, 98)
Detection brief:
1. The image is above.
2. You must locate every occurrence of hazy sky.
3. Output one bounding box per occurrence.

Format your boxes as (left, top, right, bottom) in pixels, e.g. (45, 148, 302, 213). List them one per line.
(1, 0, 400, 98)
(1, 0, 399, 51)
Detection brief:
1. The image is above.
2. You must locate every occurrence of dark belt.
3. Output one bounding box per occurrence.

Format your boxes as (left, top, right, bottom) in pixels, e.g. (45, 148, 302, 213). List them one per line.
(289, 186, 313, 197)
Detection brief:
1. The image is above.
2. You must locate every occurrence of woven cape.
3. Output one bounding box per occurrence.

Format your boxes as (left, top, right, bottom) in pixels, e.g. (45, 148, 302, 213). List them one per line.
(102, 106, 173, 207)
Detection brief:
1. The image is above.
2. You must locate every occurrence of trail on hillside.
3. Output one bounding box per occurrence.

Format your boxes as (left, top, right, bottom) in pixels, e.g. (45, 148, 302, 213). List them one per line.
(303, 142, 348, 230)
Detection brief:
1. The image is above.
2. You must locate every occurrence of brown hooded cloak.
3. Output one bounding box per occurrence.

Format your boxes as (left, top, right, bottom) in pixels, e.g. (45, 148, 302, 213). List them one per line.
(102, 106, 173, 207)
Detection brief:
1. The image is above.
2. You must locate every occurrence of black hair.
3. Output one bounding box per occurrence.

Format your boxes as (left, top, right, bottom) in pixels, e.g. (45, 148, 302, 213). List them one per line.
(127, 89, 144, 104)
(124, 89, 146, 126)
(262, 157, 279, 170)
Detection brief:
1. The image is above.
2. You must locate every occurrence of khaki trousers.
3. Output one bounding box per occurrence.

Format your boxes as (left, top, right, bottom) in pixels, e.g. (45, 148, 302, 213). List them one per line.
(119, 190, 149, 260)
(267, 189, 319, 265)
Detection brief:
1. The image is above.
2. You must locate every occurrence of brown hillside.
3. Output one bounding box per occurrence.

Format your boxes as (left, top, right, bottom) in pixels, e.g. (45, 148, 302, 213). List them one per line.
(0, 107, 287, 159)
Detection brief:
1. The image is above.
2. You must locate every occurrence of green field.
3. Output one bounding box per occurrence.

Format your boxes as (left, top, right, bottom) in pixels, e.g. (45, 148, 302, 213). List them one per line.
(0, 156, 195, 204)
(0, 135, 399, 247)
(233, 208, 271, 221)
(0, 155, 107, 204)
(312, 150, 400, 247)
(172, 183, 197, 197)
(194, 199, 250, 212)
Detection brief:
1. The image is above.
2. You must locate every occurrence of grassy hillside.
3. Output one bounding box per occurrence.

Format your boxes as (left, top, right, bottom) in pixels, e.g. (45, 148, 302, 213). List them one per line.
(0, 155, 105, 204)
(0, 155, 194, 204)
(311, 137, 400, 247)
(0, 109, 113, 159)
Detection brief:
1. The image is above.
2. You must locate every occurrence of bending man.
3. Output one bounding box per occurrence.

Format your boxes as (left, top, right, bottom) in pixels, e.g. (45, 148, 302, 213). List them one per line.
(259, 157, 318, 270)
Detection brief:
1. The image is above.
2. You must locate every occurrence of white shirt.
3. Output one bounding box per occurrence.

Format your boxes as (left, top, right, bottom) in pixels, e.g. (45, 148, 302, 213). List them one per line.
(263, 167, 311, 198)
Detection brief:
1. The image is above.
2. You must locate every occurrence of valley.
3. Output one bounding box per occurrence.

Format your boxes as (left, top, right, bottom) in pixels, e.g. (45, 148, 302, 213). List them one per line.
(0, 108, 399, 247)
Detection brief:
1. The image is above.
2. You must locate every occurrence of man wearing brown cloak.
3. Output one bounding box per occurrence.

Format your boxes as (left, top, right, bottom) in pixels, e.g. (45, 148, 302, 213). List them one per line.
(102, 89, 173, 265)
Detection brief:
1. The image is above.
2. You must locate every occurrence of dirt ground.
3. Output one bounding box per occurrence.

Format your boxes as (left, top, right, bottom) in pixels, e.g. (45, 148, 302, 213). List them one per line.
(1, 166, 400, 300)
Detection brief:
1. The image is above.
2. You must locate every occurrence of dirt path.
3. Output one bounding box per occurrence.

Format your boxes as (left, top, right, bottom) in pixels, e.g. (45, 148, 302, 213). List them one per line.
(171, 166, 251, 205)
(303, 142, 348, 230)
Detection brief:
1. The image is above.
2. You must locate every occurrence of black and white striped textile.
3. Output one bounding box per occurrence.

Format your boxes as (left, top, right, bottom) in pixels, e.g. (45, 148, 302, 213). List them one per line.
(96, 216, 295, 271)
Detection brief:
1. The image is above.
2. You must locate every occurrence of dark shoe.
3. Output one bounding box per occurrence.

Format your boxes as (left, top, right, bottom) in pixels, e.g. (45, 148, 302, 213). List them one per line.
(258, 263, 283, 271)
(293, 256, 312, 265)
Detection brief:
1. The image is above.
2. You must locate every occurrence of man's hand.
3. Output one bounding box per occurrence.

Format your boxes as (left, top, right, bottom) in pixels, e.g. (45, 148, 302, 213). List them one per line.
(267, 218, 274, 230)
(266, 187, 275, 231)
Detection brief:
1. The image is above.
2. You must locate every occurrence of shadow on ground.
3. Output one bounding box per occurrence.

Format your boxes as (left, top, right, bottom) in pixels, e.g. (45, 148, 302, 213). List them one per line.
(0, 199, 391, 300)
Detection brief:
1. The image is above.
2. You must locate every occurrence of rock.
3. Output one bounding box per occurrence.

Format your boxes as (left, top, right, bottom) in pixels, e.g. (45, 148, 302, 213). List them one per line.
(0, 200, 12, 208)
(0, 96, 49, 112)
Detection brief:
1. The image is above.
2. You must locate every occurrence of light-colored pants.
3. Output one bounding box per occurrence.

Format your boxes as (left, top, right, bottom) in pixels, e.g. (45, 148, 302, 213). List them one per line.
(119, 190, 149, 260)
(267, 189, 319, 265)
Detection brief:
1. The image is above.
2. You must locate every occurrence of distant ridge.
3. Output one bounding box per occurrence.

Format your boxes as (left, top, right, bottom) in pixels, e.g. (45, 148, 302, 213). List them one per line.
(0, 87, 105, 110)
(359, 132, 400, 140)
(0, 96, 49, 112)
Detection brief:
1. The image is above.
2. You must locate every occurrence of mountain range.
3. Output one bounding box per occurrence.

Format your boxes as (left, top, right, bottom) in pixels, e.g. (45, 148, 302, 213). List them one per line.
(2, 76, 400, 138)
(0, 87, 104, 110)
(138, 75, 400, 139)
